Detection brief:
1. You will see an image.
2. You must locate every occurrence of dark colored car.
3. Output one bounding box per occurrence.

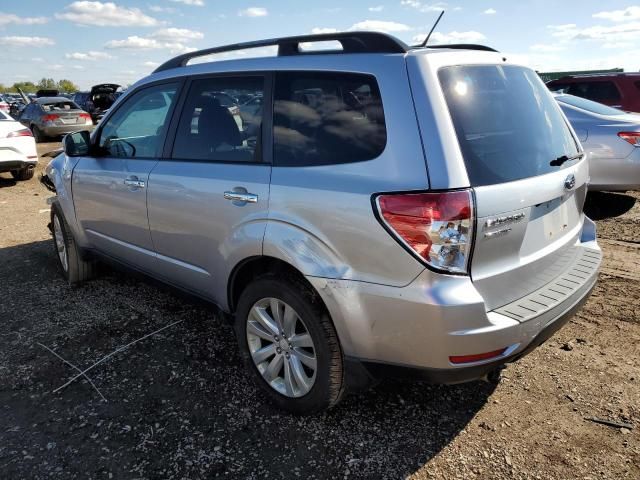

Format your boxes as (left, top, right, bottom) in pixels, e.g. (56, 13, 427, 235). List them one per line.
(73, 84, 121, 124)
(18, 97, 93, 142)
(546, 73, 640, 113)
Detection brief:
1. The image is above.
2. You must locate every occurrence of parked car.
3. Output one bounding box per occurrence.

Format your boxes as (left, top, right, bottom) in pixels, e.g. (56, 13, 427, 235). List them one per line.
(73, 84, 121, 124)
(0, 95, 9, 114)
(44, 32, 601, 413)
(0, 109, 37, 180)
(547, 73, 640, 113)
(555, 93, 640, 191)
(19, 96, 93, 142)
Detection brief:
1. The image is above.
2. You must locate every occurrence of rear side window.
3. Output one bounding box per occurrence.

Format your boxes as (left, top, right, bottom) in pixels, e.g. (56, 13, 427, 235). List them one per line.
(172, 76, 264, 163)
(439, 65, 580, 187)
(273, 71, 386, 166)
(567, 81, 621, 102)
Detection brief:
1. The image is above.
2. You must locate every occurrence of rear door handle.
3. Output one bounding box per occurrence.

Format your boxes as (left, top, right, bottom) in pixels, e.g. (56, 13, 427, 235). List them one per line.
(124, 177, 145, 189)
(224, 191, 258, 203)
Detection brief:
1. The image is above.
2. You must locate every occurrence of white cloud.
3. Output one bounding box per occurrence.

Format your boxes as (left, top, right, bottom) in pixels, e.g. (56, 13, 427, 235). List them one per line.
(368, 5, 384, 12)
(0, 36, 55, 47)
(238, 7, 268, 17)
(105, 35, 195, 54)
(311, 27, 339, 34)
(170, 0, 204, 5)
(401, 1, 448, 13)
(412, 30, 486, 44)
(72, 65, 85, 70)
(56, 1, 161, 27)
(65, 50, 114, 61)
(151, 27, 203, 42)
(350, 20, 411, 33)
(529, 43, 564, 53)
(593, 6, 640, 22)
(49, 64, 64, 71)
(548, 21, 640, 45)
(149, 5, 177, 13)
(484, 8, 496, 15)
(143, 60, 160, 67)
(0, 13, 49, 26)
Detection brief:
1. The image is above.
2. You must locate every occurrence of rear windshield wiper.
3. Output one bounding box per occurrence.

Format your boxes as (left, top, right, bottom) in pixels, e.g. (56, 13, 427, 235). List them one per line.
(550, 152, 584, 167)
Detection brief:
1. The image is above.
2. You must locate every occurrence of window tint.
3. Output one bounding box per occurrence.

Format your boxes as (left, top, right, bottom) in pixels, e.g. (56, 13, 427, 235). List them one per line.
(439, 65, 580, 187)
(567, 81, 621, 102)
(273, 71, 386, 166)
(98, 83, 178, 158)
(172, 77, 263, 162)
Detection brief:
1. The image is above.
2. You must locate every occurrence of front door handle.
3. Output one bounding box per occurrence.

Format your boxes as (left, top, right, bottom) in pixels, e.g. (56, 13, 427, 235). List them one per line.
(224, 191, 258, 203)
(124, 177, 145, 189)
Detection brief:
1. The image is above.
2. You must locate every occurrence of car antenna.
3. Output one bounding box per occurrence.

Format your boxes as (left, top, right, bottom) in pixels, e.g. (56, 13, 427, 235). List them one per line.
(419, 10, 445, 47)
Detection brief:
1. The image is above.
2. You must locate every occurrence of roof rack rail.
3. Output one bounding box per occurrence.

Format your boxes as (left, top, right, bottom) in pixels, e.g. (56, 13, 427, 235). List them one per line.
(424, 43, 499, 52)
(154, 31, 409, 73)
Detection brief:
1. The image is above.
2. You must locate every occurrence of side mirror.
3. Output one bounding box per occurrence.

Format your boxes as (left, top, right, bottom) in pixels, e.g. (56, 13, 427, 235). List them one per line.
(63, 130, 91, 157)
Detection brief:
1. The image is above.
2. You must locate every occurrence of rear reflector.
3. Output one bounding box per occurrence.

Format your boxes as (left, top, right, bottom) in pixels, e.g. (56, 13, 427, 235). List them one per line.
(7, 128, 33, 138)
(618, 131, 640, 146)
(375, 190, 473, 274)
(449, 348, 506, 364)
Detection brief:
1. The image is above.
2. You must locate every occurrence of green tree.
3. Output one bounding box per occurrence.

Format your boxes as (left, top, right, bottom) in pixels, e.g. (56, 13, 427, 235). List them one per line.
(57, 79, 79, 93)
(11, 81, 37, 93)
(37, 77, 57, 90)
(0, 83, 5, 93)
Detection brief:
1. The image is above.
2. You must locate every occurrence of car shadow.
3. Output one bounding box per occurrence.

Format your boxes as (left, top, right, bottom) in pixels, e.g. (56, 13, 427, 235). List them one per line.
(0, 239, 495, 479)
(584, 191, 637, 220)
(0, 174, 17, 188)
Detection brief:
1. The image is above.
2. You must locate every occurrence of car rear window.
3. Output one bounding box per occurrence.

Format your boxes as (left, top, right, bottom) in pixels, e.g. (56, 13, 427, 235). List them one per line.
(439, 65, 580, 187)
(556, 94, 623, 116)
(41, 101, 79, 112)
(273, 71, 386, 166)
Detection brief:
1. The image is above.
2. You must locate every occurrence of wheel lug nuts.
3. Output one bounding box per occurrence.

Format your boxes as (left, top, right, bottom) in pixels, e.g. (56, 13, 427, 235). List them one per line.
(274, 335, 279, 341)
(276, 347, 282, 354)
(285, 353, 290, 358)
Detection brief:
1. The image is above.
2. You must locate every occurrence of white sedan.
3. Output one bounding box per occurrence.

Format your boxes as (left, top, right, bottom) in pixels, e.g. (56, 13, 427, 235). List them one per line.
(0, 109, 38, 180)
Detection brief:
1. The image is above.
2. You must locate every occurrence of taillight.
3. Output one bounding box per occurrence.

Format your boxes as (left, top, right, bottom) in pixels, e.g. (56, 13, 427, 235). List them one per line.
(618, 131, 640, 146)
(375, 190, 474, 274)
(7, 128, 33, 138)
(79, 112, 93, 124)
(42, 114, 59, 123)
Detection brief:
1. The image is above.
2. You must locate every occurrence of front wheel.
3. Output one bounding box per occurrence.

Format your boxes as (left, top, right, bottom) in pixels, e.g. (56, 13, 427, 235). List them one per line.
(51, 203, 97, 285)
(31, 125, 45, 143)
(235, 275, 345, 414)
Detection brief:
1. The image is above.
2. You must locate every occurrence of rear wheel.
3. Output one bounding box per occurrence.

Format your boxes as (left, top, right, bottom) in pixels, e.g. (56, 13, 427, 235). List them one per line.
(51, 203, 97, 285)
(235, 275, 345, 414)
(11, 166, 35, 181)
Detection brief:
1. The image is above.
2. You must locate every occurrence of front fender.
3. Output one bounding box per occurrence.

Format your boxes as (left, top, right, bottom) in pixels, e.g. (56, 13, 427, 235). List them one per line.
(44, 153, 88, 247)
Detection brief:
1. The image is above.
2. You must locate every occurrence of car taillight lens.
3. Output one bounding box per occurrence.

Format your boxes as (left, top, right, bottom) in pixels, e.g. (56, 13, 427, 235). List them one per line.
(42, 114, 59, 123)
(376, 190, 474, 274)
(7, 128, 33, 138)
(618, 131, 640, 146)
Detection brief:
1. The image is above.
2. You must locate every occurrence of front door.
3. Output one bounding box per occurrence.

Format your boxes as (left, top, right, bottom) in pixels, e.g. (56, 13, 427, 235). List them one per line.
(72, 82, 180, 271)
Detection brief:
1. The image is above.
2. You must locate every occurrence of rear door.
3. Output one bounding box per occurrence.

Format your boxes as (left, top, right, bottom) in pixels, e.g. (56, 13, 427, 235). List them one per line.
(72, 82, 180, 271)
(146, 74, 271, 305)
(437, 64, 588, 310)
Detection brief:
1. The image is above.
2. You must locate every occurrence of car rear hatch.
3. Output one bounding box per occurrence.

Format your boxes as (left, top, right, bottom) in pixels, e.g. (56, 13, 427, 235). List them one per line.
(435, 62, 589, 311)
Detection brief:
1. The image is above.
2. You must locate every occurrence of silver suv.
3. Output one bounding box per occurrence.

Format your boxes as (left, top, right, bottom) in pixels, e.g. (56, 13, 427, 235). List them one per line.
(44, 33, 601, 414)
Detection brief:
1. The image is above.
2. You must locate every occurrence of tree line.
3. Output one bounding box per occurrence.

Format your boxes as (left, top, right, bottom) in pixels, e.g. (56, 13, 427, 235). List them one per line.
(0, 78, 79, 94)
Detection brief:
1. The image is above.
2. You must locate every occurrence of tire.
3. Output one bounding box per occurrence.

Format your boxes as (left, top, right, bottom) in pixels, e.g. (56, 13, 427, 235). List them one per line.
(51, 202, 97, 285)
(235, 275, 345, 414)
(31, 125, 45, 143)
(11, 166, 34, 181)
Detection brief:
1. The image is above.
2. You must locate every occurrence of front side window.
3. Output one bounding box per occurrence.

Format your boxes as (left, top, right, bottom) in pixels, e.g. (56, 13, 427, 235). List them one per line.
(439, 65, 580, 187)
(273, 71, 386, 166)
(568, 81, 621, 102)
(98, 83, 178, 158)
(172, 76, 264, 162)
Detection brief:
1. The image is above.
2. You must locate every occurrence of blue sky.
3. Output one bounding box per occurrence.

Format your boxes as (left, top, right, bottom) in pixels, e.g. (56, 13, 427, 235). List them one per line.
(1, 1, 639, 89)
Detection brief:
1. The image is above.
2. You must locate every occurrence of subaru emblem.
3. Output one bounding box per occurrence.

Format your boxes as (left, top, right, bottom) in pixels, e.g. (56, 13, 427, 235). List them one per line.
(564, 174, 576, 190)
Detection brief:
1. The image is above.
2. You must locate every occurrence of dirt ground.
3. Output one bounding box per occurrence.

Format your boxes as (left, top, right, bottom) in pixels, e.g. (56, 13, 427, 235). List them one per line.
(0, 143, 638, 479)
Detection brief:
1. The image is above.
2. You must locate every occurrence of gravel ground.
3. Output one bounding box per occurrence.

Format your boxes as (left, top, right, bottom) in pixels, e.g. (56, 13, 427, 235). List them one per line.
(0, 143, 638, 479)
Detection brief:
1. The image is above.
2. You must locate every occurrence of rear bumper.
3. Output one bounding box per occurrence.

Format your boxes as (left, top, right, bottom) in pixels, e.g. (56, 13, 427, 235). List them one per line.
(589, 151, 640, 191)
(40, 125, 93, 137)
(0, 159, 37, 172)
(308, 217, 601, 380)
